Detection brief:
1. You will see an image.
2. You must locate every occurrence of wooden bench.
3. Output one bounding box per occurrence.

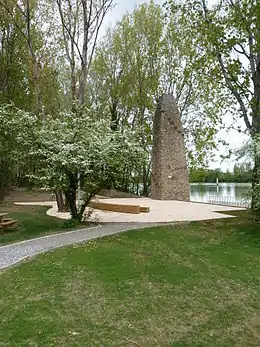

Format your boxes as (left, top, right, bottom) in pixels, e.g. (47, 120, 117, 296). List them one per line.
(0, 219, 18, 229)
(89, 201, 150, 214)
(0, 213, 8, 223)
(140, 206, 150, 213)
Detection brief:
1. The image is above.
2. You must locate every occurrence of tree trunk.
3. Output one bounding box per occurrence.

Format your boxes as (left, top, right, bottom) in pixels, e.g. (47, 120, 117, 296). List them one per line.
(124, 170, 129, 192)
(33, 62, 44, 115)
(142, 164, 149, 197)
(136, 183, 140, 195)
(64, 189, 78, 219)
(251, 51, 260, 212)
(64, 193, 70, 211)
(110, 99, 119, 131)
(0, 187, 6, 203)
(71, 61, 77, 111)
(55, 190, 65, 212)
(64, 174, 78, 219)
(251, 151, 260, 212)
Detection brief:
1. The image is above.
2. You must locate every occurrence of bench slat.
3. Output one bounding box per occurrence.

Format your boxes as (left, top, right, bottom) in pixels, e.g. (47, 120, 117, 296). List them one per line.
(0, 220, 18, 228)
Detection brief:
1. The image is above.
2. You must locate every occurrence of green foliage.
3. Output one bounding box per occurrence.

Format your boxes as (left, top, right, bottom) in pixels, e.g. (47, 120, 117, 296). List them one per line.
(2, 0, 259, 210)
(166, 0, 260, 211)
(251, 136, 260, 216)
(91, 1, 228, 173)
(235, 139, 254, 163)
(0, 4, 30, 108)
(0, 104, 29, 200)
(189, 164, 253, 184)
(2, 106, 145, 219)
(61, 218, 84, 229)
(0, 0, 66, 115)
(89, 1, 166, 194)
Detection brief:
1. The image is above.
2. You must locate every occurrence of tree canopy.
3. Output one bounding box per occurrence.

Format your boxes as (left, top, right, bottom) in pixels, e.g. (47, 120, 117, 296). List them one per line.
(166, 0, 260, 211)
(1, 0, 259, 217)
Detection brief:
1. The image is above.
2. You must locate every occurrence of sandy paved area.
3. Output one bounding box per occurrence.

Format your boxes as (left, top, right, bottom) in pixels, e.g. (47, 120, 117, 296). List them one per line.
(16, 198, 244, 223)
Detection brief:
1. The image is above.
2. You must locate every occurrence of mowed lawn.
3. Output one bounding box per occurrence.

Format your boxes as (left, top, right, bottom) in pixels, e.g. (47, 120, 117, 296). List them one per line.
(1, 211, 260, 346)
(0, 203, 90, 245)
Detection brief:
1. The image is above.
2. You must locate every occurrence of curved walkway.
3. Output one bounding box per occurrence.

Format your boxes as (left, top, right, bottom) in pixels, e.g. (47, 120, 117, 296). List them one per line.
(1, 199, 244, 270)
(0, 222, 161, 270)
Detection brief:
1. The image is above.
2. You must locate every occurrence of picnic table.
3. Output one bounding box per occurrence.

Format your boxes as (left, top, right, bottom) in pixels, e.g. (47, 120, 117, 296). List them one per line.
(0, 213, 18, 229)
(0, 213, 8, 222)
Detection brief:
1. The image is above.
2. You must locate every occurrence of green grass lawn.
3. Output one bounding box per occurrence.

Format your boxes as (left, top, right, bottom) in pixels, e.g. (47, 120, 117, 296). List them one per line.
(0, 203, 89, 245)
(1, 211, 259, 346)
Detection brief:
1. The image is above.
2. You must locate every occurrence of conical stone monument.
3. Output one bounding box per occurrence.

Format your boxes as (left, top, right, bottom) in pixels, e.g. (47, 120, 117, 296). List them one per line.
(151, 94, 190, 201)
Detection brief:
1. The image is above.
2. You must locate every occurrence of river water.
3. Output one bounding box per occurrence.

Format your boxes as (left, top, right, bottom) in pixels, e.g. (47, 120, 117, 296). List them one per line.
(190, 183, 251, 206)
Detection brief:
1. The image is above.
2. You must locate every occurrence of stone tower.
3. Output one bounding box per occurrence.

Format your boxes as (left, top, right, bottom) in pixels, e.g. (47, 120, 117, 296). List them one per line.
(151, 94, 190, 201)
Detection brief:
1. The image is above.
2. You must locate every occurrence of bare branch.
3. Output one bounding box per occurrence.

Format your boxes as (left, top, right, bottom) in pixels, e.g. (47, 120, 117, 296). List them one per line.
(56, 0, 79, 64)
(87, 1, 113, 74)
(233, 43, 250, 60)
(179, 82, 194, 116)
(16, 2, 26, 18)
(0, 0, 27, 41)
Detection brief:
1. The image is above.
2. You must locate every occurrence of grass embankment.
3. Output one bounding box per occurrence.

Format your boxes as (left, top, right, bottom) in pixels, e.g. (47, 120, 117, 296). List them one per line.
(1, 211, 259, 346)
(0, 204, 90, 245)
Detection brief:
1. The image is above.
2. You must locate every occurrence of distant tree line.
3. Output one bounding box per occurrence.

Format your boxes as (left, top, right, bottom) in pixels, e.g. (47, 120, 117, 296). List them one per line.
(189, 163, 253, 184)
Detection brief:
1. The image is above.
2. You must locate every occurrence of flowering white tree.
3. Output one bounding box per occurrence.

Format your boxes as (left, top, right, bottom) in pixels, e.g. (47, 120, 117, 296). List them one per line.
(11, 109, 144, 221)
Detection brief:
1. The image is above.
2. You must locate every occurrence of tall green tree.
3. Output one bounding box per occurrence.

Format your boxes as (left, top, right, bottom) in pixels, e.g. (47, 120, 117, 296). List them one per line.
(91, 1, 164, 194)
(163, 9, 229, 166)
(166, 0, 260, 211)
(0, 0, 63, 115)
(0, 1, 30, 108)
(55, 0, 114, 111)
(91, 1, 228, 194)
(0, 106, 144, 220)
(115, 2, 164, 195)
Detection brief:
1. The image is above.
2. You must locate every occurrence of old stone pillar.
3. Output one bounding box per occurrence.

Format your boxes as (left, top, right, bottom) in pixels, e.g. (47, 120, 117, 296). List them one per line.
(151, 94, 190, 201)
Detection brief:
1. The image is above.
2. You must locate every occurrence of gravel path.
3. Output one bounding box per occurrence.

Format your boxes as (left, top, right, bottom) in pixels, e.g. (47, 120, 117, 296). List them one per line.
(0, 222, 162, 270)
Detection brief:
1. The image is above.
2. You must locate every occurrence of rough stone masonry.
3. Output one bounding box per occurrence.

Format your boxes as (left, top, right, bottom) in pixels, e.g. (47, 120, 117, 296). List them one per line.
(151, 94, 190, 201)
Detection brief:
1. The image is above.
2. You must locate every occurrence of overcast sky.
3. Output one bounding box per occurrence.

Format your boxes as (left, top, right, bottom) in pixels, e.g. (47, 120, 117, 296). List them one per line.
(100, 0, 249, 171)
(101, 0, 162, 31)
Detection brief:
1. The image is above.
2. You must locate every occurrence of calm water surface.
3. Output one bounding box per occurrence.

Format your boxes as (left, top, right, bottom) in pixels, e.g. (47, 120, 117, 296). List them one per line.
(190, 183, 251, 203)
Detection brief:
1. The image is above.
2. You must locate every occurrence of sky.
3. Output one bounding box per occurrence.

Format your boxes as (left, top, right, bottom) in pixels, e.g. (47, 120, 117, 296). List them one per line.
(101, 0, 163, 31)
(100, 0, 249, 171)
